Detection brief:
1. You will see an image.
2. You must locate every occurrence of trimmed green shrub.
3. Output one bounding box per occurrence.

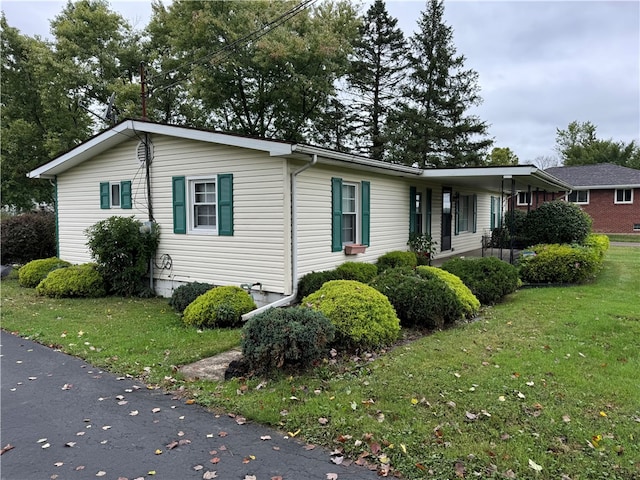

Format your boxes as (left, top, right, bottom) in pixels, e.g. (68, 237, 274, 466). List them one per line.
(169, 281, 215, 314)
(1, 211, 57, 265)
(335, 261, 378, 283)
(85, 216, 159, 297)
(441, 256, 520, 305)
(376, 250, 417, 273)
(370, 267, 464, 329)
(18, 257, 71, 288)
(36, 263, 106, 298)
(183, 286, 257, 328)
(302, 280, 400, 350)
(297, 270, 340, 301)
(519, 244, 602, 284)
(416, 266, 480, 317)
(523, 201, 592, 246)
(584, 233, 610, 261)
(241, 307, 336, 375)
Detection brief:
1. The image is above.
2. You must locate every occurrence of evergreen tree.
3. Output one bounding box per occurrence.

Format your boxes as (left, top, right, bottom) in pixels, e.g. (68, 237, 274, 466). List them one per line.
(389, 0, 492, 168)
(347, 0, 407, 160)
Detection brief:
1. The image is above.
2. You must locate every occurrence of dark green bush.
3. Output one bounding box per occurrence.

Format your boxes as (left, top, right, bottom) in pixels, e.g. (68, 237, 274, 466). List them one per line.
(376, 250, 417, 273)
(85, 216, 159, 297)
(441, 256, 520, 305)
(169, 282, 215, 313)
(297, 270, 340, 301)
(18, 257, 71, 288)
(183, 286, 257, 328)
(241, 307, 336, 375)
(302, 280, 400, 350)
(492, 209, 528, 248)
(370, 267, 463, 329)
(335, 261, 378, 283)
(1, 211, 56, 264)
(36, 263, 106, 298)
(415, 266, 480, 317)
(519, 244, 602, 284)
(523, 201, 592, 246)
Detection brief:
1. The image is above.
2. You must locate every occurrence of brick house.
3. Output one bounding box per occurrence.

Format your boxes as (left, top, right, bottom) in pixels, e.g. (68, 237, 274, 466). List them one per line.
(515, 163, 640, 234)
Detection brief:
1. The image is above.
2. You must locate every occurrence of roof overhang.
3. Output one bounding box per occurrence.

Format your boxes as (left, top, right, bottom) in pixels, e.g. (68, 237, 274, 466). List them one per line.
(570, 184, 640, 190)
(28, 120, 297, 179)
(422, 165, 573, 192)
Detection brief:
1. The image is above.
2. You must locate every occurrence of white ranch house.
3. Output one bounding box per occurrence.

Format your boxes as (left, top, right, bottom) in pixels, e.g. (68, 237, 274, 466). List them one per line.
(29, 120, 570, 312)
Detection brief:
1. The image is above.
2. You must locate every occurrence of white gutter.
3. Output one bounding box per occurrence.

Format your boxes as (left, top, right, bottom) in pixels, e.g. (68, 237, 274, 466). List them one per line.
(241, 153, 318, 320)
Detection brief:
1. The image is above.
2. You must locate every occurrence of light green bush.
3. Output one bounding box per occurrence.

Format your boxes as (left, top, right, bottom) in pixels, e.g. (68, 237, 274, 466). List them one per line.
(183, 286, 256, 328)
(18, 257, 71, 288)
(519, 244, 602, 284)
(416, 266, 480, 317)
(36, 263, 106, 298)
(302, 280, 400, 350)
(584, 233, 610, 261)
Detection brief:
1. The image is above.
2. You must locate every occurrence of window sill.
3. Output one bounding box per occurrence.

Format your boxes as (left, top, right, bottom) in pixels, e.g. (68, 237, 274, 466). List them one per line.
(344, 244, 367, 255)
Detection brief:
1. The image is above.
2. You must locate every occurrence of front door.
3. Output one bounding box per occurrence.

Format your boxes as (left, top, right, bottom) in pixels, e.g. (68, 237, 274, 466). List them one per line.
(441, 187, 452, 251)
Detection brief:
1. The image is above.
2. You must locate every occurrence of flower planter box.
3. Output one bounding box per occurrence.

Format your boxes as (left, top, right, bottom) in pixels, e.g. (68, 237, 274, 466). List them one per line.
(344, 244, 367, 255)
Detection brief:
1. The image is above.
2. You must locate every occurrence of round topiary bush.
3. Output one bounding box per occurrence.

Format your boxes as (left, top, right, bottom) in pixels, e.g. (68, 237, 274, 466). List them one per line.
(376, 250, 417, 274)
(302, 280, 400, 350)
(441, 256, 520, 305)
(36, 263, 106, 298)
(241, 307, 336, 375)
(523, 201, 592, 246)
(370, 267, 464, 329)
(335, 261, 378, 283)
(416, 266, 480, 317)
(169, 281, 215, 313)
(183, 286, 257, 328)
(1, 211, 57, 265)
(518, 243, 602, 284)
(297, 270, 340, 301)
(18, 257, 71, 288)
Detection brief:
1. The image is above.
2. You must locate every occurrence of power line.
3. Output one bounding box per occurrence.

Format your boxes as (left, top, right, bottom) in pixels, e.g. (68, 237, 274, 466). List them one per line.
(147, 0, 317, 96)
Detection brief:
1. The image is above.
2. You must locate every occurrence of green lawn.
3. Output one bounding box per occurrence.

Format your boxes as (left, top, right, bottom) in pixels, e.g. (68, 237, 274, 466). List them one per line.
(2, 247, 639, 479)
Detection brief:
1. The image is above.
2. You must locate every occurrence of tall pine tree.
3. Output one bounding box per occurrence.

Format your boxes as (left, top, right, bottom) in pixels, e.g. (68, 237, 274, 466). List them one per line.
(389, 0, 492, 168)
(347, 0, 407, 160)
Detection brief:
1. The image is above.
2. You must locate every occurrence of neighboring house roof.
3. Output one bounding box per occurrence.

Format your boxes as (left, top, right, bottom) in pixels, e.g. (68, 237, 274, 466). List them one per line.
(28, 119, 570, 192)
(545, 163, 640, 189)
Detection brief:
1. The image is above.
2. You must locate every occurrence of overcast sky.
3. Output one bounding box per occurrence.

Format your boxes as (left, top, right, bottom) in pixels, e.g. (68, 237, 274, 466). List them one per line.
(2, 0, 639, 164)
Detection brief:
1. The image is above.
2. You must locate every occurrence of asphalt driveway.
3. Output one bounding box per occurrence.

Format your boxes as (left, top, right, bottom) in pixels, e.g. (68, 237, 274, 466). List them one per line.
(1, 331, 379, 480)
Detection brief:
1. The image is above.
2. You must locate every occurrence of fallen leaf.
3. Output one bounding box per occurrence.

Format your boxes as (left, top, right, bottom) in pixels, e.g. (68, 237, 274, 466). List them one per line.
(54, 462, 64, 467)
(193, 465, 204, 471)
(504, 470, 516, 479)
(465, 411, 477, 421)
(288, 429, 300, 437)
(178, 431, 185, 437)
(498, 396, 506, 402)
(41, 443, 51, 449)
(454, 460, 465, 478)
(318, 417, 329, 425)
(271, 477, 283, 480)
(331, 456, 344, 465)
(562, 415, 571, 423)
(210, 457, 220, 464)
(76, 432, 86, 436)
(37, 438, 47, 444)
(166, 441, 179, 450)
(154, 449, 163, 455)
(528, 459, 543, 472)
(599, 411, 608, 417)
(260, 435, 271, 441)
(102, 426, 111, 431)
(304, 444, 316, 451)
(218, 431, 228, 437)
(65, 442, 76, 447)
(96, 472, 106, 477)
(202, 472, 218, 479)
(129, 410, 139, 416)
(244, 476, 257, 480)
(185, 399, 195, 405)
(62, 384, 73, 390)
(178, 439, 191, 446)
(235, 416, 247, 425)
(1, 444, 15, 455)
(75, 466, 85, 471)
(152, 408, 161, 413)
(326, 474, 338, 480)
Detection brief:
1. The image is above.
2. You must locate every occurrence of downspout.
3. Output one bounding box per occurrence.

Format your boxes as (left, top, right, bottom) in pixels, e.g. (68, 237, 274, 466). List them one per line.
(242, 153, 318, 320)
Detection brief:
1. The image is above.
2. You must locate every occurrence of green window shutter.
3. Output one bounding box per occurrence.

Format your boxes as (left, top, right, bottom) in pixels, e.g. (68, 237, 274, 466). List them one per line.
(454, 196, 460, 236)
(172, 176, 186, 234)
(100, 182, 110, 209)
(409, 186, 417, 234)
(426, 188, 432, 236)
(361, 181, 370, 246)
(121, 180, 132, 209)
(218, 173, 234, 236)
(331, 177, 343, 252)
(472, 194, 478, 233)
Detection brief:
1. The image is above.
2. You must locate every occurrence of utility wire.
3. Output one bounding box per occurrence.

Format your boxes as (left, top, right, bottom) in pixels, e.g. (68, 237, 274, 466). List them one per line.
(147, 0, 317, 95)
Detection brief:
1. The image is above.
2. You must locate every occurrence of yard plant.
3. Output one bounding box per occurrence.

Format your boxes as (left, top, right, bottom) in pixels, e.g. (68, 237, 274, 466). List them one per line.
(1, 247, 639, 479)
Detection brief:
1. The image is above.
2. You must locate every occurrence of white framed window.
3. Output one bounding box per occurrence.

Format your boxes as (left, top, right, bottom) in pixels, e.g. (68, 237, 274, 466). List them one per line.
(517, 191, 531, 206)
(614, 189, 633, 204)
(568, 190, 589, 204)
(188, 177, 217, 234)
(458, 195, 470, 232)
(633, 223, 640, 231)
(342, 182, 358, 244)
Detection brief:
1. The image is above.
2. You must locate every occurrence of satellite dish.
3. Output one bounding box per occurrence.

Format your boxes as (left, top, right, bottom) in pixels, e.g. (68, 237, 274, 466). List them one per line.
(105, 92, 116, 123)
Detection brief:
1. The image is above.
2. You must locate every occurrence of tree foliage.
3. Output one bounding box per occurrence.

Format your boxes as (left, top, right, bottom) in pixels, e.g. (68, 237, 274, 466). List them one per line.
(485, 147, 519, 166)
(555, 120, 640, 169)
